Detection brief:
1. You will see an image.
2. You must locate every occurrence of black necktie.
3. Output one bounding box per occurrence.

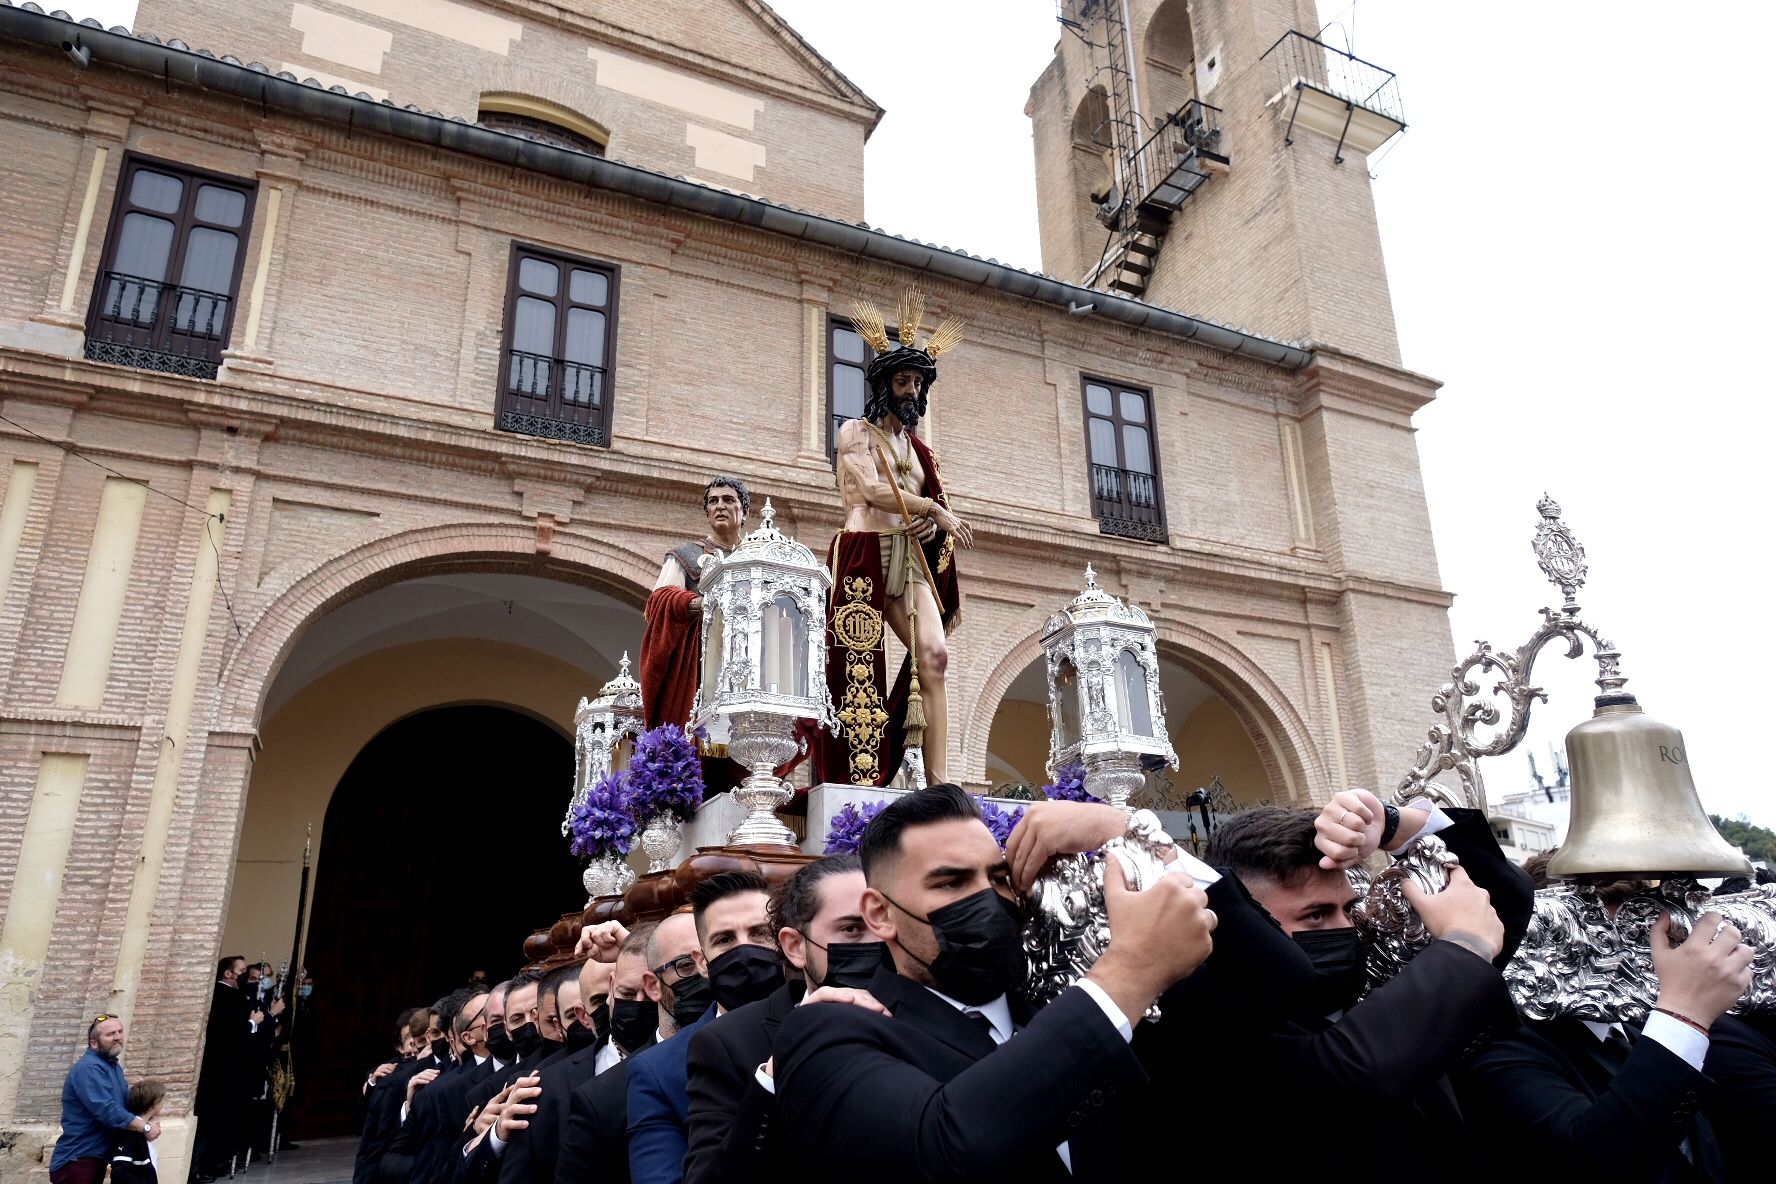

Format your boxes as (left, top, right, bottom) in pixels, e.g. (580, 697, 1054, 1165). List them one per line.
(964, 1010, 998, 1048)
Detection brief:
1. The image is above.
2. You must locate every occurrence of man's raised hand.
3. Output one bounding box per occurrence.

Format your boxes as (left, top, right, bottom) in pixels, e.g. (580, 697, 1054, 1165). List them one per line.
(1652, 911, 1755, 1028)
(1314, 788, 1387, 870)
(494, 1074, 544, 1141)
(1087, 852, 1216, 1021)
(1006, 800, 1129, 891)
(1403, 866, 1503, 962)
(576, 920, 629, 963)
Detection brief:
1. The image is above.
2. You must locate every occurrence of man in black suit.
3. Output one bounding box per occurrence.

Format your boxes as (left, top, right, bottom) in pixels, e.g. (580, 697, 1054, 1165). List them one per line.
(555, 914, 702, 1184)
(355, 1005, 447, 1184)
(773, 784, 1217, 1184)
(193, 954, 259, 1181)
(630, 872, 793, 1184)
(684, 854, 890, 1184)
(1209, 794, 1524, 1182)
(451, 974, 550, 1184)
(1456, 891, 1758, 1181)
(376, 987, 493, 1184)
(497, 926, 645, 1184)
(1009, 789, 1528, 1182)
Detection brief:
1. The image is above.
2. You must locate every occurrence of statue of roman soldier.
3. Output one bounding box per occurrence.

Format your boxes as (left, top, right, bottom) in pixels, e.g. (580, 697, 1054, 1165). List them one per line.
(818, 291, 974, 787)
(640, 475, 751, 788)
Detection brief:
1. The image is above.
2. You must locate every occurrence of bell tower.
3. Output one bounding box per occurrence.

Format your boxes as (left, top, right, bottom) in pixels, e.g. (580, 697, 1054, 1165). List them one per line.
(1030, 0, 1407, 364)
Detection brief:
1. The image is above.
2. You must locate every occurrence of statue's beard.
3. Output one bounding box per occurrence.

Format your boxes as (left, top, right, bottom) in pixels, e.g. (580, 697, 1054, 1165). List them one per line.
(892, 397, 921, 429)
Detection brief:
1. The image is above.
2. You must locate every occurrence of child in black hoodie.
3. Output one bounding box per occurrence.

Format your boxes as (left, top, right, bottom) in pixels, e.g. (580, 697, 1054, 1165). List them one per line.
(110, 1079, 165, 1184)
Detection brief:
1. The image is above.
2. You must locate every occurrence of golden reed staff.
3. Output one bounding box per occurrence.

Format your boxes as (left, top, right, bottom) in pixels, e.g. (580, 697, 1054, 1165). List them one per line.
(870, 435, 943, 754)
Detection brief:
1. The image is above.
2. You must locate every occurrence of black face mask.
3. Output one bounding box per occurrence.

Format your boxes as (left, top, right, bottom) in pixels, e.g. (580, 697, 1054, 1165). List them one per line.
(666, 973, 714, 1030)
(430, 1037, 451, 1062)
(609, 998, 654, 1053)
(563, 1018, 599, 1052)
(882, 887, 1027, 1006)
(1293, 927, 1368, 1016)
(484, 1022, 513, 1062)
(810, 939, 893, 990)
(707, 944, 785, 1012)
(508, 1021, 542, 1060)
(587, 999, 611, 1045)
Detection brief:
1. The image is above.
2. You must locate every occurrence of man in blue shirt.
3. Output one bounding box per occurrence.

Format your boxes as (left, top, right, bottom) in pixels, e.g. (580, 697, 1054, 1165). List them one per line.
(50, 1014, 158, 1184)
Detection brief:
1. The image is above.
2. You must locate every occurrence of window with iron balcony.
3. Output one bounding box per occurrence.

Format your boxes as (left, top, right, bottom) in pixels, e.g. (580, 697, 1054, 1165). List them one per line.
(1081, 377, 1166, 543)
(495, 244, 620, 447)
(825, 314, 901, 461)
(83, 155, 256, 380)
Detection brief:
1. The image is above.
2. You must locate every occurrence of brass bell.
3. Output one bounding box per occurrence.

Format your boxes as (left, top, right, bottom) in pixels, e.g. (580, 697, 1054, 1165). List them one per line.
(1547, 694, 1752, 879)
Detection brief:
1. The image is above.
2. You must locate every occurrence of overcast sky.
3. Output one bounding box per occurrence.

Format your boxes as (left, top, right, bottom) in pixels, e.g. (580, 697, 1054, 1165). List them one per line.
(61, 1, 1775, 825)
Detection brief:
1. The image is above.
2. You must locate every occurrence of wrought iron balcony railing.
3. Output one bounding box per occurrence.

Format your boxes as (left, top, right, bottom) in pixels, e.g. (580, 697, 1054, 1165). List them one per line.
(1090, 463, 1165, 542)
(1260, 30, 1405, 162)
(84, 271, 233, 379)
(498, 348, 609, 446)
(1131, 99, 1228, 214)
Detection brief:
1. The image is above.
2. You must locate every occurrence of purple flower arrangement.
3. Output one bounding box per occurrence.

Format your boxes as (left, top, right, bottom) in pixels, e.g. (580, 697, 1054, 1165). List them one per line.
(1041, 762, 1092, 802)
(569, 770, 635, 859)
(824, 793, 1027, 855)
(626, 724, 706, 822)
(974, 796, 1026, 847)
(823, 799, 888, 854)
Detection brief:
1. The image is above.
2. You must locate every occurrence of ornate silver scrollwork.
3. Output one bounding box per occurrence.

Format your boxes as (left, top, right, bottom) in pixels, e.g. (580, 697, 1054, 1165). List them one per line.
(1347, 843, 1776, 1017)
(1347, 835, 1459, 991)
(1021, 822, 1176, 1021)
(1395, 496, 1626, 812)
(1503, 880, 1776, 1021)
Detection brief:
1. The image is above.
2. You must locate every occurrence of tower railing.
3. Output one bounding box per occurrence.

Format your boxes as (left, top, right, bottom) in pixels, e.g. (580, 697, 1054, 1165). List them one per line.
(1260, 30, 1404, 127)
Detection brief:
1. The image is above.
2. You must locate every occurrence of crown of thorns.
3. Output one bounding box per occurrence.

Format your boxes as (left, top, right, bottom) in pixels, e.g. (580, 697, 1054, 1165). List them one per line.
(850, 289, 965, 393)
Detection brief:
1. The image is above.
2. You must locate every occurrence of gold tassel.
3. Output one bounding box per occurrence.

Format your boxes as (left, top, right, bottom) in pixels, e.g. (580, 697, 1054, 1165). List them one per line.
(897, 289, 925, 347)
(848, 299, 892, 354)
(902, 597, 926, 747)
(923, 315, 966, 359)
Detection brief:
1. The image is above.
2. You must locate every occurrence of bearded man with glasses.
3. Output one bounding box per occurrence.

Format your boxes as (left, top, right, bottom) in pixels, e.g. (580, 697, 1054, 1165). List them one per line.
(51, 1015, 155, 1184)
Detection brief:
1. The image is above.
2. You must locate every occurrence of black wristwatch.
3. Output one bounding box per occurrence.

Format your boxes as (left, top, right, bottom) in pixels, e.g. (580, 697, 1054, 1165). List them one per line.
(1379, 803, 1401, 847)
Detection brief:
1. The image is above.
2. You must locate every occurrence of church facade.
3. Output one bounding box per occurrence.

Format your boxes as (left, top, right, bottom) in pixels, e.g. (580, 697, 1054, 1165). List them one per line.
(0, 0, 1452, 1174)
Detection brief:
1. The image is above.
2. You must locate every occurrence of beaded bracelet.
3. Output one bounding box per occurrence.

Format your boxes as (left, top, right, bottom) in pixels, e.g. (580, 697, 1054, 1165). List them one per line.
(1652, 1006, 1711, 1036)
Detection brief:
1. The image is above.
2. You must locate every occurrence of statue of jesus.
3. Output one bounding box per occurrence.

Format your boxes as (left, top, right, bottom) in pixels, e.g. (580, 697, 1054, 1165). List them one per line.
(818, 291, 974, 786)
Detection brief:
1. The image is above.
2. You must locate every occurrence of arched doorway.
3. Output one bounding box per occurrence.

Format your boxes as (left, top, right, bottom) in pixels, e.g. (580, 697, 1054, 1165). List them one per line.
(983, 649, 1280, 812)
(291, 705, 577, 1135)
(219, 565, 648, 1136)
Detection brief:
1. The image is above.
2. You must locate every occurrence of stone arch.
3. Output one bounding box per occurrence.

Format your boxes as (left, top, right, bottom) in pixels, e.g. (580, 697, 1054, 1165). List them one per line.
(962, 614, 1329, 806)
(1142, 0, 1198, 122)
(1144, 0, 1195, 71)
(1071, 84, 1114, 149)
(470, 62, 625, 151)
(214, 521, 658, 734)
(1150, 622, 1327, 805)
(478, 91, 611, 154)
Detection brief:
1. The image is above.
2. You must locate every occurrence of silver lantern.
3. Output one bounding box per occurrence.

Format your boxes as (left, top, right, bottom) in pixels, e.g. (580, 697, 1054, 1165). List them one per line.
(563, 652, 644, 836)
(690, 500, 838, 846)
(1041, 564, 1178, 810)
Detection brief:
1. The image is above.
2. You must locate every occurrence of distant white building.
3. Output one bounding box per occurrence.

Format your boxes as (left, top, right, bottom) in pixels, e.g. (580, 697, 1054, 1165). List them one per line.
(1490, 748, 1572, 861)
